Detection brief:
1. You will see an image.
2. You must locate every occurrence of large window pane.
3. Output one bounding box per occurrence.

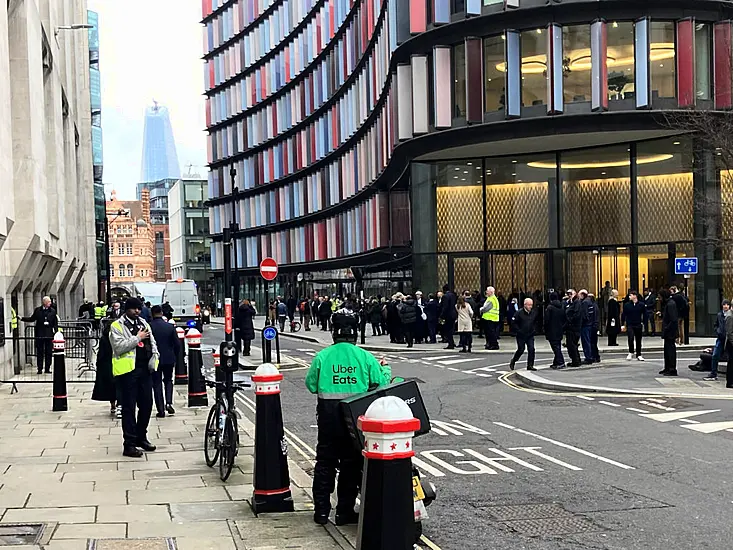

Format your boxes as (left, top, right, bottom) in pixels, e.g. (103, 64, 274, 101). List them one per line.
(453, 43, 466, 118)
(484, 35, 505, 112)
(650, 21, 676, 100)
(563, 25, 592, 103)
(561, 144, 631, 246)
(637, 136, 693, 243)
(436, 160, 482, 252)
(607, 22, 635, 101)
(696, 23, 712, 100)
(521, 28, 547, 107)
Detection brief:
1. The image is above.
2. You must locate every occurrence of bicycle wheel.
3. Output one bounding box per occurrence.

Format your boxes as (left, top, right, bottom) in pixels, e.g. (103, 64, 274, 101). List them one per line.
(219, 414, 237, 481)
(292, 321, 302, 332)
(203, 404, 220, 467)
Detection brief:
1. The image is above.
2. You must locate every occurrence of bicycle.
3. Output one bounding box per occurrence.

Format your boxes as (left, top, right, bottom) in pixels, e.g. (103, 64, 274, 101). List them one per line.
(289, 319, 302, 332)
(203, 377, 244, 481)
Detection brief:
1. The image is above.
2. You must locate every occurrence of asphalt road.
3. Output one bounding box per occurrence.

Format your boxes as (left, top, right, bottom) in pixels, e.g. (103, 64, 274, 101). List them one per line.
(201, 325, 733, 550)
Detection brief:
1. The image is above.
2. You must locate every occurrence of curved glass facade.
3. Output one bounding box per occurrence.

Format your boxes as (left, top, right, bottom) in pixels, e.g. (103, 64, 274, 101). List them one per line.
(203, 0, 733, 333)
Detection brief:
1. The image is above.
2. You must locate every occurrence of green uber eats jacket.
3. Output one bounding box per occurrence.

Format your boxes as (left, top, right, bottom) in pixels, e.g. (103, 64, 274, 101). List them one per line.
(306, 342, 392, 400)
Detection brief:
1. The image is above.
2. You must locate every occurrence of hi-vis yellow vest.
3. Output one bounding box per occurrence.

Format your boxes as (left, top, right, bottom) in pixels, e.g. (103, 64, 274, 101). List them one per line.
(10, 307, 17, 330)
(111, 319, 157, 377)
(95, 306, 105, 319)
(482, 295, 500, 322)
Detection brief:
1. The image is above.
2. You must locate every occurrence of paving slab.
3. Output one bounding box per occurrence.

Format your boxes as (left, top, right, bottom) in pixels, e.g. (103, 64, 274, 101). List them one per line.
(126, 520, 232, 538)
(1, 506, 96, 524)
(128, 486, 229, 505)
(145, 476, 206, 490)
(96, 505, 171, 523)
(170, 500, 254, 522)
(175, 537, 237, 550)
(52, 522, 127, 539)
(44, 541, 88, 550)
(26, 489, 126, 507)
(61, 471, 132, 483)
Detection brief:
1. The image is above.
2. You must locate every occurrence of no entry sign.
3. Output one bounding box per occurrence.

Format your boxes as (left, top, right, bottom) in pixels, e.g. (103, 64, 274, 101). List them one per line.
(260, 257, 278, 281)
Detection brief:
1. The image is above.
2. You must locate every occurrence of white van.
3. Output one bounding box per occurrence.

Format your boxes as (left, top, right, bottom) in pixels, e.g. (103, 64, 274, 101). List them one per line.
(162, 279, 202, 331)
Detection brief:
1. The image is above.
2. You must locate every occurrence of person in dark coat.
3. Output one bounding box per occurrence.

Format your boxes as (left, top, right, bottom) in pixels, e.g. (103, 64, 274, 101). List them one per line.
(643, 289, 657, 335)
(440, 285, 458, 349)
(544, 293, 566, 368)
(92, 320, 118, 415)
(606, 290, 621, 346)
(398, 296, 418, 348)
(506, 297, 519, 336)
(369, 299, 382, 336)
(564, 289, 582, 368)
(150, 306, 180, 417)
(319, 297, 331, 331)
(236, 299, 256, 356)
(21, 296, 58, 374)
(670, 286, 690, 345)
(388, 295, 403, 344)
(578, 290, 597, 364)
(424, 294, 439, 344)
(287, 295, 298, 323)
(659, 289, 678, 376)
(510, 298, 538, 371)
(161, 301, 174, 318)
(622, 291, 646, 361)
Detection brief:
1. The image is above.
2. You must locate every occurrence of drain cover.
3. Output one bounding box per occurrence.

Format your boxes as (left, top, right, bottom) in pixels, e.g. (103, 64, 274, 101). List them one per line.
(500, 515, 600, 537)
(484, 503, 573, 521)
(0, 524, 45, 545)
(89, 539, 177, 550)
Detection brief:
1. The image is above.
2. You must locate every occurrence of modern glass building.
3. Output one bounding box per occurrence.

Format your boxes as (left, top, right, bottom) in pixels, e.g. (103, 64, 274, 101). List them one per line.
(202, 0, 733, 335)
(89, 10, 106, 300)
(140, 103, 181, 183)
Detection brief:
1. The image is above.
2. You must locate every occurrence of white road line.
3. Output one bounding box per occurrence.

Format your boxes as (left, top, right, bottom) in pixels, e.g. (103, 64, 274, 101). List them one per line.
(466, 363, 511, 373)
(576, 396, 594, 401)
(447, 367, 460, 372)
(438, 358, 483, 366)
(492, 421, 635, 470)
(429, 355, 459, 360)
(509, 446, 583, 471)
(639, 401, 675, 411)
(638, 410, 720, 422)
(598, 401, 621, 407)
(679, 419, 700, 424)
(296, 348, 313, 352)
(411, 456, 447, 477)
(682, 420, 733, 434)
(475, 373, 493, 378)
(647, 398, 667, 404)
(626, 407, 649, 413)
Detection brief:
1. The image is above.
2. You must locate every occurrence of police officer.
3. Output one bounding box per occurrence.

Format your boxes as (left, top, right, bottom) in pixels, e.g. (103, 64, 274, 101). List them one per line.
(109, 297, 159, 458)
(21, 296, 58, 374)
(305, 311, 392, 526)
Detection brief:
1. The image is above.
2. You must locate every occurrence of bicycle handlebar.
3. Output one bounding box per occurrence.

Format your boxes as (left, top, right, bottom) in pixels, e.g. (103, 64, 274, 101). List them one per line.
(205, 379, 247, 392)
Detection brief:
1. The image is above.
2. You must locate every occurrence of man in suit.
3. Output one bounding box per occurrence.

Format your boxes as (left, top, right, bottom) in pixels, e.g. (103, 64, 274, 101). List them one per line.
(440, 285, 458, 349)
(149, 305, 180, 417)
(22, 296, 58, 374)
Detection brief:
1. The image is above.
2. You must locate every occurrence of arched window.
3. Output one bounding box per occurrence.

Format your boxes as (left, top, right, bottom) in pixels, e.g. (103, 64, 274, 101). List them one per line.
(109, 267, 114, 278)
(127, 264, 134, 277)
(118, 264, 125, 276)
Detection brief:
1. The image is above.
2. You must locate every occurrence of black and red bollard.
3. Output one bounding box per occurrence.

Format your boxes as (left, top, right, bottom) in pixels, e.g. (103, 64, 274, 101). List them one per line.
(52, 332, 68, 412)
(250, 363, 294, 514)
(356, 396, 420, 550)
(186, 328, 208, 407)
(175, 326, 188, 385)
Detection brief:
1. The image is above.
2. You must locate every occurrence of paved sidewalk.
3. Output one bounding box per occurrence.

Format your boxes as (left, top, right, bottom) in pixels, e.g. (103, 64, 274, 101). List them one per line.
(514, 355, 733, 399)
(0, 382, 346, 550)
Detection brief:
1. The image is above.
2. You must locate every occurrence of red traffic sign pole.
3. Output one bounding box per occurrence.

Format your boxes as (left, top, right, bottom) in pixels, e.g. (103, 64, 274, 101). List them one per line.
(260, 257, 278, 281)
(224, 297, 233, 335)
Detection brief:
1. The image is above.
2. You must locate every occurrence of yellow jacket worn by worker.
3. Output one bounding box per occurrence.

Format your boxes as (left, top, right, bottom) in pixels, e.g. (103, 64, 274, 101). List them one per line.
(10, 307, 17, 331)
(481, 295, 500, 322)
(109, 316, 159, 377)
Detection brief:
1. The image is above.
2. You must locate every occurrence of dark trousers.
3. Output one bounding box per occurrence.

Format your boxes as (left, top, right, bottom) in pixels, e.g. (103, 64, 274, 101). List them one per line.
(242, 338, 251, 356)
(549, 339, 564, 366)
(607, 328, 618, 346)
(35, 338, 52, 372)
(404, 323, 414, 347)
(320, 315, 329, 331)
(684, 315, 690, 345)
(485, 320, 499, 349)
(644, 312, 656, 335)
(726, 342, 733, 387)
(427, 321, 437, 343)
(566, 330, 581, 366)
(591, 329, 600, 360)
(371, 322, 381, 336)
(580, 326, 593, 361)
(117, 366, 153, 447)
(152, 363, 174, 413)
(627, 325, 643, 356)
(512, 335, 535, 367)
(313, 400, 362, 516)
(459, 331, 473, 351)
(444, 321, 455, 347)
(663, 336, 677, 373)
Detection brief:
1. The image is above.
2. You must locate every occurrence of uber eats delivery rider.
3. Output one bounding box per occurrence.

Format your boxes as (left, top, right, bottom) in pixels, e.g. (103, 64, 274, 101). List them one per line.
(109, 297, 160, 458)
(305, 311, 392, 526)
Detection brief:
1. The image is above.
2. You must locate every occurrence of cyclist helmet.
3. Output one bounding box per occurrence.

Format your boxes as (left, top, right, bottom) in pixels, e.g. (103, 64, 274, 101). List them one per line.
(331, 310, 358, 343)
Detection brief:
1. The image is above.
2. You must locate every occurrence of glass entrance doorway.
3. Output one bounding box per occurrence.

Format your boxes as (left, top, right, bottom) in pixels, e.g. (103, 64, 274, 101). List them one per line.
(490, 253, 546, 295)
(568, 248, 630, 297)
(448, 255, 482, 294)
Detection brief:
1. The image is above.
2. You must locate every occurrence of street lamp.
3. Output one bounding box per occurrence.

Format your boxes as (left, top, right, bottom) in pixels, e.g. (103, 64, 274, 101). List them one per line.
(103, 208, 130, 304)
(55, 24, 93, 37)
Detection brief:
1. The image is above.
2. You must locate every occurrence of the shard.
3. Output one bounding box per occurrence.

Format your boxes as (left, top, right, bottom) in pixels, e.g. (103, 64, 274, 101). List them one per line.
(139, 101, 181, 183)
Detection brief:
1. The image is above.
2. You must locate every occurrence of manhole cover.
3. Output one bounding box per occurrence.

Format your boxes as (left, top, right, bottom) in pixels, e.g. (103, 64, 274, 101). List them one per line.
(0, 524, 45, 545)
(484, 503, 573, 521)
(89, 539, 177, 550)
(500, 515, 601, 537)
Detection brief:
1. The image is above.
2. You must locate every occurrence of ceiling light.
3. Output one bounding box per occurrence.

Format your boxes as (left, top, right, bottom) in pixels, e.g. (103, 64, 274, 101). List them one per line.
(673, 141, 680, 145)
(512, 160, 518, 163)
(512, 173, 516, 176)
(601, 172, 606, 175)
(455, 167, 461, 171)
(453, 175, 458, 179)
(527, 154, 674, 169)
(496, 56, 547, 74)
(536, 29, 542, 34)
(467, 162, 472, 165)
(612, 22, 619, 28)
(463, 171, 468, 174)
(461, 178, 466, 181)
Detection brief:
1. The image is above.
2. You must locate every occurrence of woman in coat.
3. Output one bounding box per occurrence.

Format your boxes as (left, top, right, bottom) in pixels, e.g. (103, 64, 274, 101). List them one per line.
(236, 299, 256, 356)
(456, 295, 474, 353)
(92, 320, 118, 415)
(606, 289, 621, 346)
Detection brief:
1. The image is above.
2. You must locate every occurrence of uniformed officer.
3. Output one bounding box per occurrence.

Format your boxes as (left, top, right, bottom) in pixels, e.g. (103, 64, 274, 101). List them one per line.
(305, 311, 392, 526)
(21, 296, 58, 374)
(480, 286, 500, 350)
(109, 297, 159, 458)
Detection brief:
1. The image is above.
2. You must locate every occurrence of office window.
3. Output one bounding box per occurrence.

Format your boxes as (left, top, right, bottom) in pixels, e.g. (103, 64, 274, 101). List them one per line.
(563, 25, 592, 103)
(117, 244, 124, 255)
(110, 267, 114, 278)
(127, 264, 134, 277)
(118, 264, 125, 276)
(607, 22, 635, 101)
(453, 43, 466, 118)
(696, 23, 712, 100)
(126, 243, 133, 255)
(521, 28, 547, 107)
(484, 35, 505, 112)
(650, 21, 676, 99)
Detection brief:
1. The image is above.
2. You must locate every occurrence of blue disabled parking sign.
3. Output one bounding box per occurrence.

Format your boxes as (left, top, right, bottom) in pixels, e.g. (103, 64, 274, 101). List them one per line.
(263, 326, 278, 341)
(675, 257, 698, 275)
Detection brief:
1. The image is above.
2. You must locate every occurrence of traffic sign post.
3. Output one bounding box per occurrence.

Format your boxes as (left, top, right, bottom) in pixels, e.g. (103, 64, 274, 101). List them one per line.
(261, 326, 277, 364)
(260, 258, 278, 328)
(675, 257, 698, 275)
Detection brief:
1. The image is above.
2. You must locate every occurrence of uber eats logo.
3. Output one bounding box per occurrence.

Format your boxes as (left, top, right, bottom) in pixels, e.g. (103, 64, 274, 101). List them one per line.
(332, 364, 358, 385)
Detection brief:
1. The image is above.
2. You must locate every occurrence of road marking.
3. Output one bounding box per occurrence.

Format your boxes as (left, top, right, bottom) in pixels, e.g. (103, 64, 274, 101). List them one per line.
(598, 401, 621, 407)
(475, 373, 492, 378)
(576, 396, 594, 401)
(296, 348, 313, 352)
(438, 358, 483, 366)
(447, 367, 460, 371)
(492, 421, 635, 470)
(429, 355, 459, 360)
(626, 407, 649, 413)
(679, 419, 700, 424)
(463, 448, 544, 472)
(508, 446, 583, 471)
(420, 450, 499, 475)
(681, 420, 733, 434)
(411, 456, 446, 477)
(647, 398, 667, 404)
(639, 400, 675, 411)
(420, 535, 443, 550)
(639, 410, 720, 422)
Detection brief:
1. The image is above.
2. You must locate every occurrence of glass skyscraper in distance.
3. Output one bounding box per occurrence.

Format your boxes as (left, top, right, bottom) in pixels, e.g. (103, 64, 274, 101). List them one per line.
(139, 101, 181, 183)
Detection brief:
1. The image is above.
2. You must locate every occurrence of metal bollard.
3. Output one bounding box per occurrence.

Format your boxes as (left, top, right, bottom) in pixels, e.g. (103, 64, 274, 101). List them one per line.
(186, 328, 208, 407)
(250, 363, 294, 514)
(175, 326, 188, 385)
(356, 396, 419, 550)
(52, 332, 68, 412)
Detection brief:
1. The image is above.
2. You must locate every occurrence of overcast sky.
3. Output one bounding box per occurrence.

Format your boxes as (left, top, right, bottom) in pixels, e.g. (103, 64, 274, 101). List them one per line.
(89, 0, 207, 199)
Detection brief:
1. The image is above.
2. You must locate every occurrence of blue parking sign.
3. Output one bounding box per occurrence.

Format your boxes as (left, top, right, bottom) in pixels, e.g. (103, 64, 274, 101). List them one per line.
(263, 326, 278, 341)
(674, 257, 698, 275)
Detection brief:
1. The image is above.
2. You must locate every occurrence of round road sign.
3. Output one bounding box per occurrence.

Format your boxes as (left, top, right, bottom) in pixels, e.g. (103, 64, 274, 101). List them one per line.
(263, 326, 278, 341)
(260, 257, 278, 281)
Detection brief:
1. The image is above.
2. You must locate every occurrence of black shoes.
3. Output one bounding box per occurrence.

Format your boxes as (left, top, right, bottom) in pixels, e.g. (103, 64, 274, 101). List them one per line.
(123, 446, 144, 458)
(509, 360, 516, 371)
(45, 369, 51, 374)
(335, 510, 360, 526)
(550, 364, 566, 370)
(527, 365, 537, 371)
(459, 348, 467, 353)
(156, 412, 165, 418)
(659, 370, 678, 377)
(166, 404, 175, 415)
(138, 440, 156, 452)
(313, 512, 329, 525)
